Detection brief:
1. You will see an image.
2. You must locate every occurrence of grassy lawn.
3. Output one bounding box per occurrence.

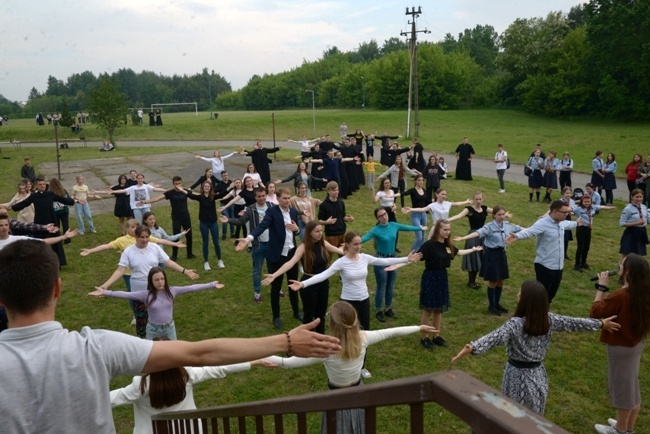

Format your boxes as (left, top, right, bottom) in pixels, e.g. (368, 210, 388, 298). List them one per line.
(0, 110, 647, 433)
(2, 109, 649, 174)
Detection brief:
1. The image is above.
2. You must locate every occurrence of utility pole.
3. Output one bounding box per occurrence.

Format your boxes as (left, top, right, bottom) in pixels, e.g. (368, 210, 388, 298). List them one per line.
(401, 6, 430, 138)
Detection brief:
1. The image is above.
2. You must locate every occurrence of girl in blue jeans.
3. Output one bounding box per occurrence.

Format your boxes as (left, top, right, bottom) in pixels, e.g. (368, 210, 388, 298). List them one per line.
(187, 181, 225, 271)
(402, 175, 428, 252)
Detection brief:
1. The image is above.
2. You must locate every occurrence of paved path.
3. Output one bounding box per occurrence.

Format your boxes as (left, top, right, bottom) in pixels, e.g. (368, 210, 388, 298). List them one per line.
(15, 140, 630, 218)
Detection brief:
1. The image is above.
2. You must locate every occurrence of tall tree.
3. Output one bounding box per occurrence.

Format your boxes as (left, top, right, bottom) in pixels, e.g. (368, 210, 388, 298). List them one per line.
(87, 78, 128, 146)
(584, 0, 650, 119)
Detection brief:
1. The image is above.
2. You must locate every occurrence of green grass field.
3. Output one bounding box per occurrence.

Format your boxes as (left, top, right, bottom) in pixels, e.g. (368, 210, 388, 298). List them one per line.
(0, 109, 647, 433)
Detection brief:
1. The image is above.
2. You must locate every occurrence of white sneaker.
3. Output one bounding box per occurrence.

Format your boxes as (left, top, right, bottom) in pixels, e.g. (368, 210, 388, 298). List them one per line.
(608, 419, 617, 427)
(217, 260, 225, 268)
(360, 368, 372, 379)
(498, 189, 506, 193)
(594, 423, 620, 434)
(203, 262, 211, 271)
(130, 316, 136, 326)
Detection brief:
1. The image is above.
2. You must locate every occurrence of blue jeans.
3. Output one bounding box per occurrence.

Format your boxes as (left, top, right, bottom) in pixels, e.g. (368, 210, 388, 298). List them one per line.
(297, 219, 306, 241)
(410, 211, 427, 252)
(251, 242, 268, 294)
(146, 319, 177, 340)
(373, 263, 397, 311)
(199, 221, 221, 261)
(132, 207, 150, 224)
(74, 202, 95, 233)
(221, 206, 235, 236)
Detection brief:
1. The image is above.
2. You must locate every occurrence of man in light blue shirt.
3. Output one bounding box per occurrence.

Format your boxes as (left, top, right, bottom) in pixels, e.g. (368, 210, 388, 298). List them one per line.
(505, 200, 579, 302)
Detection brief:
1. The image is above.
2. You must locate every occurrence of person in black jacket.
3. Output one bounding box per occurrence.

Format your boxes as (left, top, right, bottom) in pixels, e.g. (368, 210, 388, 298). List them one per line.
(235, 187, 303, 329)
(317, 181, 355, 254)
(20, 157, 36, 183)
(12, 176, 74, 266)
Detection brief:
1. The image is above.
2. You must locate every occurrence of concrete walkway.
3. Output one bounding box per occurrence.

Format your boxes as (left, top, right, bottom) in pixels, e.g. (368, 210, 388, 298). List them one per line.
(16, 140, 631, 218)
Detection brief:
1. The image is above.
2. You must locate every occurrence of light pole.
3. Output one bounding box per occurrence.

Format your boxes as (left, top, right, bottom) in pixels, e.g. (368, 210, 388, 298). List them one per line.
(208, 78, 214, 120)
(53, 120, 62, 179)
(361, 76, 365, 109)
(305, 90, 315, 136)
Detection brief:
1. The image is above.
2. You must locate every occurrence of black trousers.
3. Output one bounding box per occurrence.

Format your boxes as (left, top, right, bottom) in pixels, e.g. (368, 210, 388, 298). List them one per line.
(299, 278, 329, 334)
(534, 263, 563, 303)
(342, 298, 370, 332)
(172, 213, 192, 258)
(268, 249, 300, 319)
(575, 226, 592, 267)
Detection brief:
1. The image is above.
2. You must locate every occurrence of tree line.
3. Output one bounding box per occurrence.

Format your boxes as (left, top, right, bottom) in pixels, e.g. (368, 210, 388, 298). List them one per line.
(2, 0, 647, 121)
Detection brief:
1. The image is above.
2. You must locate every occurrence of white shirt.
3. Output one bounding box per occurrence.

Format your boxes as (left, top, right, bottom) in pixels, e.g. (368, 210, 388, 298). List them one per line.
(255, 204, 270, 242)
(280, 206, 294, 256)
(301, 254, 408, 301)
(110, 363, 251, 434)
(242, 173, 263, 188)
(268, 327, 420, 387)
(0, 235, 42, 251)
(118, 243, 170, 284)
(125, 184, 156, 210)
(376, 190, 396, 208)
(495, 150, 508, 170)
(427, 201, 452, 223)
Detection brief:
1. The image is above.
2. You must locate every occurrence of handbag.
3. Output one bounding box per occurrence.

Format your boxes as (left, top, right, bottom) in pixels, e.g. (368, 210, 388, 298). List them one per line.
(524, 165, 532, 176)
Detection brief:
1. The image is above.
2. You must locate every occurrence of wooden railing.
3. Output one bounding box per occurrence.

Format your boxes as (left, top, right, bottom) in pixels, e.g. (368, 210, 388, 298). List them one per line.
(151, 369, 570, 434)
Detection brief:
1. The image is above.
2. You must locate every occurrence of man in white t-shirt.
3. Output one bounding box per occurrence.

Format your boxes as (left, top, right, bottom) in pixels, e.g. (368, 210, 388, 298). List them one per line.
(494, 143, 508, 193)
(0, 240, 341, 433)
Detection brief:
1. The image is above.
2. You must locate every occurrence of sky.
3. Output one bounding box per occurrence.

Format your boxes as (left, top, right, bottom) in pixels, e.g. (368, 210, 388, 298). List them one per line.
(0, 0, 585, 102)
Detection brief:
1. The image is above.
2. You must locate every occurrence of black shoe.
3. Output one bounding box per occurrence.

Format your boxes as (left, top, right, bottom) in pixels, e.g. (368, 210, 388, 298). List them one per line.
(582, 263, 590, 270)
(496, 305, 508, 313)
(187, 254, 196, 259)
(221, 234, 226, 241)
(488, 307, 501, 316)
(432, 336, 448, 347)
(574, 265, 583, 272)
(384, 309, 397, 319)
(293, 312, 303, 321)
(420, 338, 435, 350)
(395, 248, 402, 253)
(375, 311, 386, 322)
(273, 318, 283, 330)
(564, 255, 571, 260)
(170, 256, 177, 262)
(467, 282, 480, 290)
(230, 234, 236, 239)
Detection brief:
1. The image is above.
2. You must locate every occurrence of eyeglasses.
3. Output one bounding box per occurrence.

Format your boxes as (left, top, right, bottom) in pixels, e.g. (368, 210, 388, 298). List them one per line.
(556, 210, 571, 215)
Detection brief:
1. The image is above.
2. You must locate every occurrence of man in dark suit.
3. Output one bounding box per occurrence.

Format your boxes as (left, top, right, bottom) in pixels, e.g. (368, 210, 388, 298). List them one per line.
(236, 187, 302, 329)
(241, 141, 283, 185)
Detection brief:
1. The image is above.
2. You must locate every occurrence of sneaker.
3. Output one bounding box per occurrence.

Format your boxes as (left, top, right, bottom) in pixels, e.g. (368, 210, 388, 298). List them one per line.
(595, 424, 622, 434)
(496, 305, 509, 313)
(607, 418, 617, 428)
(217, 260, 225, 268)
(574, 265, 583, 272)
(432, 336, 448, 347)
(130, 316, 136, 326)
(384, 309, 397, 319)
(187, 254, 196, 259)
(254, 293, 262, 304)
(170, 256, 178, 262)
(488, 307, 501, 316)
(375, 311, 386, 322)
(279, 290, 286, 298)
(582, 263, 591, 270)
(498, 189, 506, 193)
(90, 229, 97, 233)
(221, 233, 226, 241)
(420, 337, 435, 350)
(203, 262, 211, 271)
(293, 311, 303, 321)
(360, 368, 372, 379)
(273, 317, 283, 329)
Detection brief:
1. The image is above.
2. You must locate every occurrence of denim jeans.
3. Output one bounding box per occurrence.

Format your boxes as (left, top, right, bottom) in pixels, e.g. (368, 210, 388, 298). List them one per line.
(74, 202, 95, 233)
(132, 207, 150, 224)
(221, 206, 235, 236)
(146, 319, 177, 340)
(410, 211, 427, 252)
(251, 241, 268, 294)
(496, 169, 506, 190)
(373, 263, 397, 311)
(199, 221, 221, 261)
(297, 219, 306, 241)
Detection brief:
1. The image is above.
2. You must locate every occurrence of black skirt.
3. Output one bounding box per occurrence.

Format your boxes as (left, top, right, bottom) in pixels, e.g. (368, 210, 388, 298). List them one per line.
(542, 172, 558, 189)
(480, 247, 509, 282)
(528, 170, 543, 188)
(620, 226, 648, 255)
(603, 172, 617, 190)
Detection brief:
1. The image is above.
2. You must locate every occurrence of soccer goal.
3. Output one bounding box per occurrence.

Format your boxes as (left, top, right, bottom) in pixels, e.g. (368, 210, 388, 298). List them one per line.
(150, 102, 198, 117)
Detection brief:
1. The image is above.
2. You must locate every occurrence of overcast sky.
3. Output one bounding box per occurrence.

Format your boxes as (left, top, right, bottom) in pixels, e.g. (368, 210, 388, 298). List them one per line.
(0, 0, 584, 102)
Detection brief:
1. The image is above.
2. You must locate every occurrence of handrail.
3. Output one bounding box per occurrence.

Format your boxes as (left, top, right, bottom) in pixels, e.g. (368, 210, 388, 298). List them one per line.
(152, 369, 571, 434)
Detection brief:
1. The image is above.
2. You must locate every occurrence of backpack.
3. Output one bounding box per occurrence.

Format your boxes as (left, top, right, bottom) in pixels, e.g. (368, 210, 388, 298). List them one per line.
(572, 187, 584, 201)
(506, 157, 511, 170)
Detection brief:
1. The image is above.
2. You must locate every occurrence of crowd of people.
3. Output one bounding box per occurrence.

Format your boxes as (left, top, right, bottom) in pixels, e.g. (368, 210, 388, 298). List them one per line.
(0, 134, 649, 434)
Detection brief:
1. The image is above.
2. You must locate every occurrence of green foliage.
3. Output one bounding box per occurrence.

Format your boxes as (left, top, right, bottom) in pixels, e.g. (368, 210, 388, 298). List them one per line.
(441, 24, 499, 75)
(57, 99, 75, 128)
(584, 0, 650, 119)
(87, 78, 129, 145)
